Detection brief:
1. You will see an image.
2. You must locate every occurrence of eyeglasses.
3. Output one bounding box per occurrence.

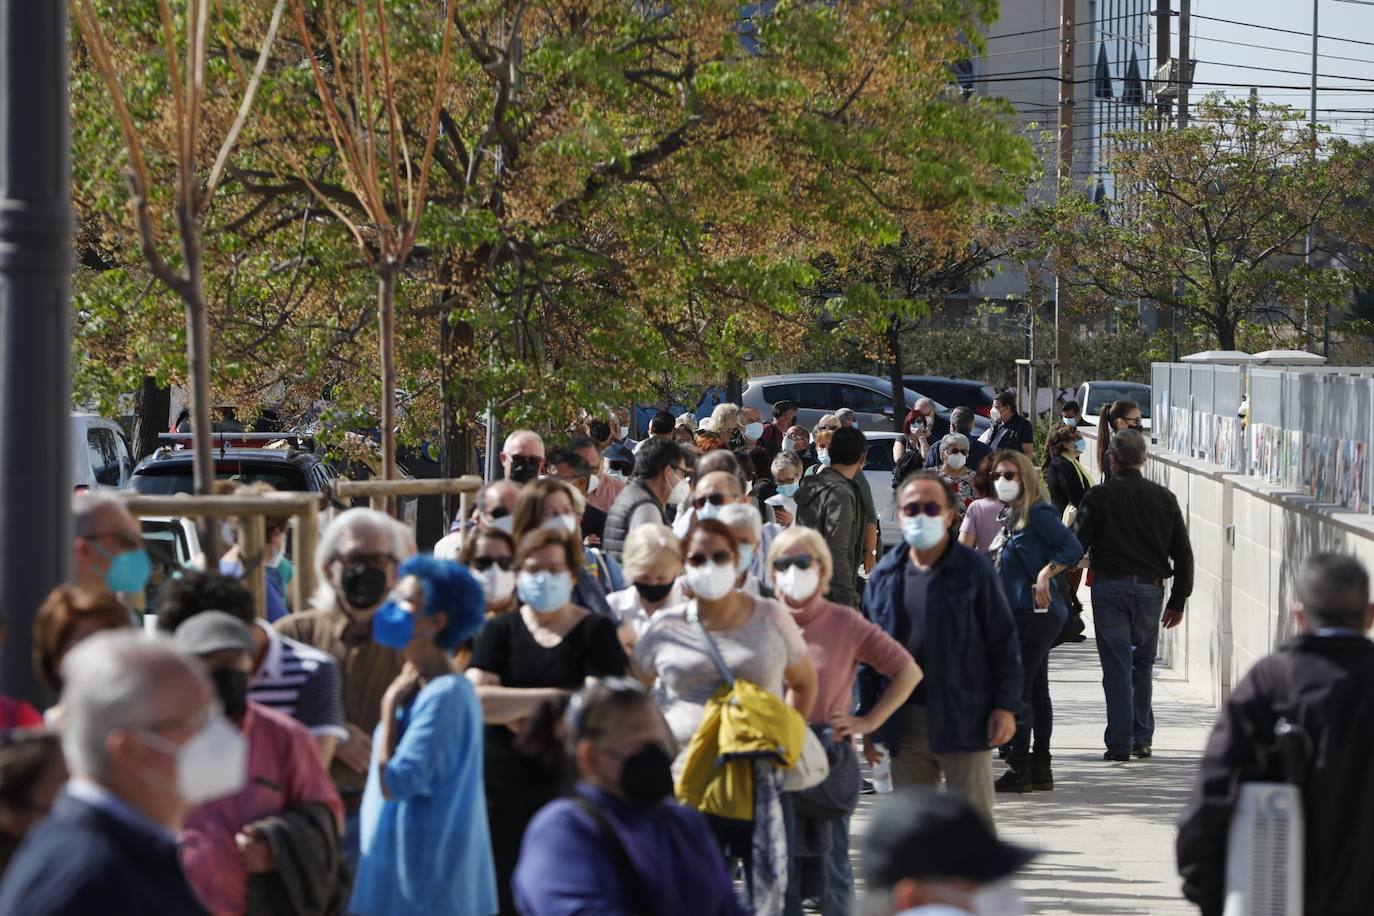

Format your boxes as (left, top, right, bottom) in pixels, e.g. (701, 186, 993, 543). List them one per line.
(692, 493, 730, 510)
(488, 506, 511, 519)
(946, 449, 969, 456)
(686, 550, 733, 567)
(785, 433, 806, 441)
(337, 551, 395, 569)
(470, 556, 513, 572)
(772, 555, 815, 572)
(900, 500, 945, 518)
(992, 471, 1019, 482)
(817, 425, 839, 433)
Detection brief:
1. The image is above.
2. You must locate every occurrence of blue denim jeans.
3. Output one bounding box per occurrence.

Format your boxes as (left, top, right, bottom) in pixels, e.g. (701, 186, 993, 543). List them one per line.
(342, 807, 361, 872)
(1091, 579, 1166, 754)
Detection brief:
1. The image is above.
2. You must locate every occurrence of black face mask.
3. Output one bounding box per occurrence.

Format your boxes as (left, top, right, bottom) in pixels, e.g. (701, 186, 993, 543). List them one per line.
(507, 456, 541, 484)
(633, 581, 674, 604)
(210, 667, 250, 721)
(618, 744, 674, 807)
(340, 562, 388, 610)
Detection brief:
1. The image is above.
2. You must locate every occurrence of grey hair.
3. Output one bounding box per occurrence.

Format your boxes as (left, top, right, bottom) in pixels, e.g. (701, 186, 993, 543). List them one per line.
(915, 397, 936, 414)
(313, 508, 413, 608)
(941, 432, 970, 453)
(771, 452, 803, 478)
(1108, 429, 1148, 469)
(834, 408, 856, 422)
(717, 502, 762, 540)
(60, 631, 204, 779)
(72, 491, 130, 539)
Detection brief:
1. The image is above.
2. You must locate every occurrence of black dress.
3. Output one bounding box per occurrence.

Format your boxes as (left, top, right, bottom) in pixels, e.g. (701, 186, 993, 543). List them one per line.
(469, 611, 628, 915)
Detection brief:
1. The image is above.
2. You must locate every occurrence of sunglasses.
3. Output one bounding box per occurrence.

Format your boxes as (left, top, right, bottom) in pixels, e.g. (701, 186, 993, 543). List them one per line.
(488, 506, 511, 519)
(993, 471, 1019, 482)
(1124, 422, 1144, 431)
(817, 425, 839, 433)
(471, 556, 513, 572)
(946, 449, 968, 456)
(337, 551, 395, 568)
(686, 550, 733, 567)
(692, 493, 730, 510)
(772, 555, 815, 572)
(900, 500, 945, 518)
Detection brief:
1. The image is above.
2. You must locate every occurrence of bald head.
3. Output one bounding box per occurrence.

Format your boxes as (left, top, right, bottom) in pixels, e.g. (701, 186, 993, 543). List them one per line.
(501, 430, 546, 484)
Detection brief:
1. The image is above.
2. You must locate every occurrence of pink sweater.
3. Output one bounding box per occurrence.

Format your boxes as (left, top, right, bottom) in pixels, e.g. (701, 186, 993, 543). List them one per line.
(787, 594, 914, 723)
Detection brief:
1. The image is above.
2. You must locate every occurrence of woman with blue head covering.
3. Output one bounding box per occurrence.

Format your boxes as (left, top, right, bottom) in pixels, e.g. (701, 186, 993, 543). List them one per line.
(349, 555, 496, 916)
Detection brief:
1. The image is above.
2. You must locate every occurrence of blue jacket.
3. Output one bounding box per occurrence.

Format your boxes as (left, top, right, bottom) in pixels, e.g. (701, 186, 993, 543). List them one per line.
(0, 791, 207, 915)
(860, 540, 1023, 755)
(996, 502, 1084, 620)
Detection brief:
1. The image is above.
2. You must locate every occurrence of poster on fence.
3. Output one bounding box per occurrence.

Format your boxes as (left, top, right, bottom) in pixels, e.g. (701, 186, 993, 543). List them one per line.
(1170, 407, 1189, 454)
(1285, 430, 1303, 490)
(1214, 416, 1237, 470)
(1353, 443, 1367, 512)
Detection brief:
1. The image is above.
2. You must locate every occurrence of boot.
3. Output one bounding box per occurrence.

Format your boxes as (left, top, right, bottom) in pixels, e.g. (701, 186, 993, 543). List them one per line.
(1031, 752, 1054, 791)
(994, 754, 1033, 793)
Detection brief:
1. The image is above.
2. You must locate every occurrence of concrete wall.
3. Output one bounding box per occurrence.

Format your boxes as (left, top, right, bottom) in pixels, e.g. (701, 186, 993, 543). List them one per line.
(1079, 428, 1374, 708)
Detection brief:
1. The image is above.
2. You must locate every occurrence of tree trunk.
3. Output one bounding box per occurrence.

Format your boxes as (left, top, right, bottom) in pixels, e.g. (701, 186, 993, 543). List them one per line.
(726, 371, 743, 406)
(886, 316, 905, 432)
(179, 203, 218, 561)
(440, 307, 476, 526)
(377, 264, 398, 516)
(131, 376, 171, 461)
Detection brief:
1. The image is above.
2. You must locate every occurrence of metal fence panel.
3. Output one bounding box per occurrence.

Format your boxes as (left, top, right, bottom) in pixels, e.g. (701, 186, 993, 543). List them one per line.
(1151, 363, 1171, 445)
(1248, 368, 1284, 429)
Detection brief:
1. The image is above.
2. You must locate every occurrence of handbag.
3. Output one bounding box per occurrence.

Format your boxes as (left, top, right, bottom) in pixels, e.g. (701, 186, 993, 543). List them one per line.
(687, 603, 828, 792)
(791, 724, 860, 820)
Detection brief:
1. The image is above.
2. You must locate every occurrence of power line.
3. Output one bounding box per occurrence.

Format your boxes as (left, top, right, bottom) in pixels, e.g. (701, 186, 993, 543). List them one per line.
(1192, 32, 1374, 66)
(1191, 12, 1374, 50)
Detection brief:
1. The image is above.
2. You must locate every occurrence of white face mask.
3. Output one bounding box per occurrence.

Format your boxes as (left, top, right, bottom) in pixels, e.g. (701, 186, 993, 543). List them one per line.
(478, 565, 516, 605)
(541, 513, 579, 535)
(783, 438, 799, 453)
(994, 478, 1022, 503)
(669, 477, 691, 505)
(488, 514, 514, 535)
(265, 545, 285, 568)
(140, 712, 248, 805)
(587, 473, 600, 495)
(685, 561, 737, 601)
(736, 543, 755, 575)
(775, 566, 820, 604)
(697, 501, 725, 521)
(945, 452, 967, 470)
(219, 521, 237, 548)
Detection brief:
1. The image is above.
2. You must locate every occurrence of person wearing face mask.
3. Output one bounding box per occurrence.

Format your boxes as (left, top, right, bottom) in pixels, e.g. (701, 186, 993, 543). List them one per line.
(717, 503, 775, 598)
(767, 452, 803, 527)
(805, 427, 880, 574)
(736, 406, 766, 452)
(784, 425, 813, 468)
(351, 556, 495, 916)
(603, 438, 691, 562)
(1042, 424, 1092, 520)
(1096, 399, 1143, 482)
(459, 526, 518, 617)
(983, 391, 1036, 459)
(71, 492, 152, 599)
(549, 448, 608, 545)
(514, 477, 616, 617)
(467, 527, 629, 915)
(894, 399, 947, 466)
(172, 613, 344, 915)
(513, 679, 747, 916)
(862, 788, 1035, 916)
(709, 402, 742, 449)
(0, 632, 235, 915)
(1059, 399, 1082, 428)
(567, 435, 625, 515)
(606, 523, 684, 651)
(924, 407, 991, 472)
(934, 433, 977, 514)
(986, 451, 1082, 795)
(631, 520, 816, 908)
(834, 408, 858, 429)
(216, 483, 294, 622)
(275, 509, 411, 867)
(500, 429, 547, 486)
(673, 462, 749, 539)
(860, 474, 1022, 828)
(766, 527, 920, 916)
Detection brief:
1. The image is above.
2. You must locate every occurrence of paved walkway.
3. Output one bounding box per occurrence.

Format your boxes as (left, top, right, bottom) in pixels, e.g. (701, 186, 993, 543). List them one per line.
(850, 630, 1219, 915)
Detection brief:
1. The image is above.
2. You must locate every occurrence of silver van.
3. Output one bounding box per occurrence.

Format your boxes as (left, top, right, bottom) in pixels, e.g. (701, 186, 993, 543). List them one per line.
(72, 413, 133, 490)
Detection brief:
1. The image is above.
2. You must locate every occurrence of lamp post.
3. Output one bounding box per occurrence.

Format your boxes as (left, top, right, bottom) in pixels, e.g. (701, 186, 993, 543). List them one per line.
(0, 0, 73, 705)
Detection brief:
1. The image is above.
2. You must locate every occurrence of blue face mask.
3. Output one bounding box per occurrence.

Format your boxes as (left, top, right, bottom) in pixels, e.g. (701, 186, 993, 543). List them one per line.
(371, 599, 416, 650)
(817, 449, 831, 466)
(518, 571, 574, 614)
(1063, 416, 1078, 427)
(777, 482, 800, 498)
(902, 515, 947, 551)
(736, 543, 755, 575)
(96, 544, 152, 594)
(744, 422, 765, 441)
(1075, 438, 1087, 455)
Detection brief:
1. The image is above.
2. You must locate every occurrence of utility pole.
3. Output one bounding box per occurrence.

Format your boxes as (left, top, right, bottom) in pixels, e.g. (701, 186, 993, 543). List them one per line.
(1053, 0, 1075, 411)
(0, 0, 72, 706)
(1173, 0, 1192, 360)
(1306, 0, 1318, 352)
(1156, 2, 1175, 353)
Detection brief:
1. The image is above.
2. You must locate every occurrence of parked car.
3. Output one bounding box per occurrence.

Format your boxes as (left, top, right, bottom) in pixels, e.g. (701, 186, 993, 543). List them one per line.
(1076, 380, 1153, 432)
(73, 413, 133, 490)
(742, 372, 991, 436)
(902, 376, 998, 418)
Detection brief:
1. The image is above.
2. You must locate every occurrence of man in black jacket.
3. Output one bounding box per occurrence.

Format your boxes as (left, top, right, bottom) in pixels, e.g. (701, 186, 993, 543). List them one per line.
(796, 426, 867, 608)
(601, 437, 689, 561)
(1177, 553, 1374, 916)
(1074, 430, 1193, 761)
(0, 632, 224, 914)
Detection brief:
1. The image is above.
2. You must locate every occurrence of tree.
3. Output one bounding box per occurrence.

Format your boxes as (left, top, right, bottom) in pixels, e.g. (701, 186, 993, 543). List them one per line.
(73, 0, 288, 554)
(1035, 95, 1359, 351)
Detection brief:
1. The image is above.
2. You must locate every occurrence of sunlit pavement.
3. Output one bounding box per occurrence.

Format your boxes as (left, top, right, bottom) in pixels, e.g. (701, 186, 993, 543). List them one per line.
(850, 617, 1216, 915)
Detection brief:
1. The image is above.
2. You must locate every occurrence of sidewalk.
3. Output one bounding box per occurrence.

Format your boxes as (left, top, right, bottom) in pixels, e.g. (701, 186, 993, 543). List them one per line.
(850, 634, 1219, 915)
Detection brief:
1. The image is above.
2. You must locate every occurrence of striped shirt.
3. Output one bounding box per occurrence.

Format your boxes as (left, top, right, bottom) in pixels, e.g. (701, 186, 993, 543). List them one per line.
(249, 619, 347, 741)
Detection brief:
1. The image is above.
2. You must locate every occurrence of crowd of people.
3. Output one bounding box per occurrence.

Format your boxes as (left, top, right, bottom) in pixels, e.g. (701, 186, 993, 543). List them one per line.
(1, 389, 1370, 915)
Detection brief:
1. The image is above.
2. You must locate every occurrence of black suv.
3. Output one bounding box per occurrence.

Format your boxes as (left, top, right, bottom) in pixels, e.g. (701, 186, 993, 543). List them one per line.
(902, 376, 998, 418)
(131, 447, 341, 496)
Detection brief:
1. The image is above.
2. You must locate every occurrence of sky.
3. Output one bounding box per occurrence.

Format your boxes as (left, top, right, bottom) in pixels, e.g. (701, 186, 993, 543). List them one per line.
(1181, 0, 1374, 140)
